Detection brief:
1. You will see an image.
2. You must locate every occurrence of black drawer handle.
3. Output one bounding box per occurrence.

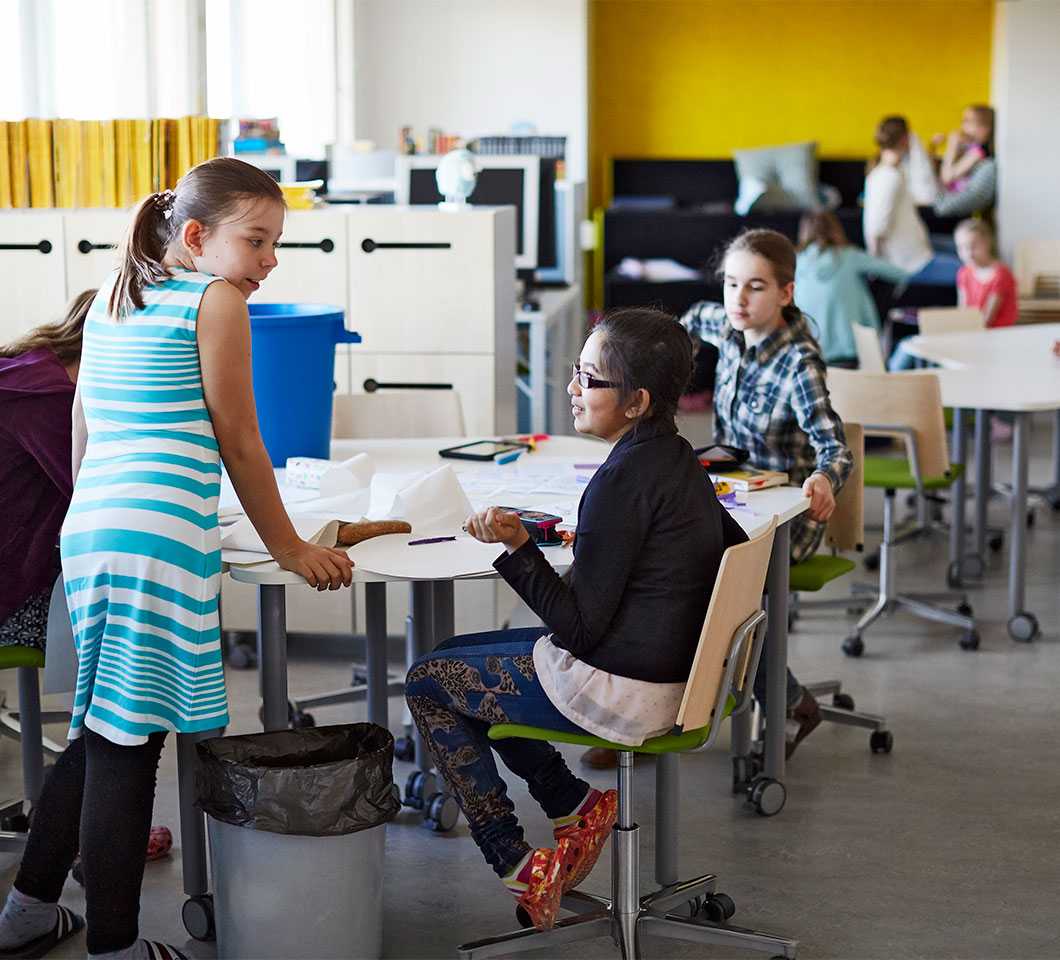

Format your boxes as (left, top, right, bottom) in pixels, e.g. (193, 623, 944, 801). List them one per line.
(363, 379, 453, 393)
(77, 240, 116, 254)
(0, 240, 52, 253)
(360, 238, 451, 253)
(276, 239, 335, 252)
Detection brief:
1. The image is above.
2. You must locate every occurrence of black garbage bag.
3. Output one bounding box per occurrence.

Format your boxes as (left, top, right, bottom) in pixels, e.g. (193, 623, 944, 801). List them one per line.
(196, 723, 400, 837)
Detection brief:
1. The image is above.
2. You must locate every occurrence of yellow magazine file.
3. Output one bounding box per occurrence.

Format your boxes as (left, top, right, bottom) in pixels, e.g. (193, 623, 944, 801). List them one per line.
(27, 118, 55, 207)
(115, 119, 134, 208)
(8, 121, 29, 208)
(132, 118, 152, 200)
(164, 119, 180, 189)
(51, 119, 69, 207)
(0, 122, 11, 208)
(151, 118, 165, 192)
(81, 121, 104, 207)
(176, 116, 192, 180)
(101, 120, 118, 207)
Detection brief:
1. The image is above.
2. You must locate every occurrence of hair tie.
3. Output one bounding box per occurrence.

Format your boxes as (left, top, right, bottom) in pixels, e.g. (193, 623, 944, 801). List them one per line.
(154, 189, 177, 219)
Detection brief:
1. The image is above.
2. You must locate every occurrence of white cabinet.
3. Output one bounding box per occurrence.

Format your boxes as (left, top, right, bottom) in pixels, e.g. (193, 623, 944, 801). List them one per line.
(62, 210, 128, 299)
(0, 211, 68, 342)
(251, 209, 349, 312)
(348, 352, 509, 438)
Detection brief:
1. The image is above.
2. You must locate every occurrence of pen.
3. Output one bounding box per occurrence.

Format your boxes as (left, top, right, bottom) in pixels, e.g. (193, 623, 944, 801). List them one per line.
(495, 450, 523, 465)
(408, 536, 457, 546)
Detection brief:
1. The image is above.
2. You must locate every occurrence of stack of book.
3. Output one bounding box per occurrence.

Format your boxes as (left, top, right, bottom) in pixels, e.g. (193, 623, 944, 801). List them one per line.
(233, 118, 283, 155)
(0, 116, 225, 209)
(706, 465, 789, 492)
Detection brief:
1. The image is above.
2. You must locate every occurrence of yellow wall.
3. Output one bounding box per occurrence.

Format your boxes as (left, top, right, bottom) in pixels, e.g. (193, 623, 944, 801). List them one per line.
(589, 0, 994, 207)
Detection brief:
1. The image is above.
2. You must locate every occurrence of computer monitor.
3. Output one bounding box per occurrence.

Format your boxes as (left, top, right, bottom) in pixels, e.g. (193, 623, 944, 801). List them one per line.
(395, 155, 557, 274)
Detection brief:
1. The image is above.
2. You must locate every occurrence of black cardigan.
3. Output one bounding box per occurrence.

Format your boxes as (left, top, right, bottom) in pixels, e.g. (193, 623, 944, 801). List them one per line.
(494, 419, 747, 683)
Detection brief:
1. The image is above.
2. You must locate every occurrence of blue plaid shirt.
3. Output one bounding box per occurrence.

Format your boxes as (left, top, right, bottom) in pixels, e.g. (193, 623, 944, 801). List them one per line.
(679, 302, 853, 560)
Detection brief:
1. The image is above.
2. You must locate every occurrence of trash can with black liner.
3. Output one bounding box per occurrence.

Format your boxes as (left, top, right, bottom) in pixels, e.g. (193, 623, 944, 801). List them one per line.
(197, 723, 400, 959)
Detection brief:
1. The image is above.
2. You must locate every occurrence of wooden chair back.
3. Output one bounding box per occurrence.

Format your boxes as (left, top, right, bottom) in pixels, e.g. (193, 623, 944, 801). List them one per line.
(1015, 239, 1060, 298)
(333, 390, 466, 440)
(676, 518, 777, 732)
(826, 368, 950, 480)
(917, 307, 985, 336)
(825, 422, 864, 553)
(851, 324, 886, 373)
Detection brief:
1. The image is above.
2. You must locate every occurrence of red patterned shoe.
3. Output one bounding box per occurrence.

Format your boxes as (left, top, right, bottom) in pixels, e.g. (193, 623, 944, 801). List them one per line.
(146, 826, 173, 862)
(513, 840, 572, 931)
(554, 788, 618, 892)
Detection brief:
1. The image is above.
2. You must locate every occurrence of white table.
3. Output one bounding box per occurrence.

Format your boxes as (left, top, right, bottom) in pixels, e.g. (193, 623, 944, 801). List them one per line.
(514, 284, 584, 435)
(904, 323, 1060, 641)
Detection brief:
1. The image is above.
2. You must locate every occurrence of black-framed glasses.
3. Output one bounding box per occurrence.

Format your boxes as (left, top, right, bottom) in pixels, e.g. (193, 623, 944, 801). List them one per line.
(571, 362, 617, 389)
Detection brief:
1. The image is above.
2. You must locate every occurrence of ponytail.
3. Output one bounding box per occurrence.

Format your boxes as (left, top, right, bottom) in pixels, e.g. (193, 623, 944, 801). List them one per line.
(109, 191, 177, 320)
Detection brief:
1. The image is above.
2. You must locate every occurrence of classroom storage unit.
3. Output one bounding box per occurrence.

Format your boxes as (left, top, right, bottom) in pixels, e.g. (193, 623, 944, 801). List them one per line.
(0, 211, 68, 343)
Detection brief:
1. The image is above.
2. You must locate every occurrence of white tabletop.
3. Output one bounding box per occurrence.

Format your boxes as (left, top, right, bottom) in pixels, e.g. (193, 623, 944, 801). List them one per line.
(904, 323, 1060, 413)
(228, 435, 809, 586)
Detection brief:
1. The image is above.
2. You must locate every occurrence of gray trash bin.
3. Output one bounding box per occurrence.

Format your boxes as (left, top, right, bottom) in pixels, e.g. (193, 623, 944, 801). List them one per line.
(197, 723, 400, 960)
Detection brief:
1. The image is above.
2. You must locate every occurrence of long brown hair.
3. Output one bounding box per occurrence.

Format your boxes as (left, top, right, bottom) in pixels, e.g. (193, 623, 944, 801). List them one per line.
(109, 157, 284, 319)
(0, 289, 97, 365)
(718, 229, 803, 327)
(798, 211, 849, 252)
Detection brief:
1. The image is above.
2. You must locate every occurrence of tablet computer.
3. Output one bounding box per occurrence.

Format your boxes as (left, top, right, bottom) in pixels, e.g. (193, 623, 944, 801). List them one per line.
(439, 440, 530, 461)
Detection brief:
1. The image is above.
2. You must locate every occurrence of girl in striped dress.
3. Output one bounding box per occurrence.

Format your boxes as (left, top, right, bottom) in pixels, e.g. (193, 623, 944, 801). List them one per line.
(0, 158, 353, 960)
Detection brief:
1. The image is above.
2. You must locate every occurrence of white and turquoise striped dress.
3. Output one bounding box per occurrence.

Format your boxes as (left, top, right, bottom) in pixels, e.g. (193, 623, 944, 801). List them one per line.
(60, 270, 230, 745)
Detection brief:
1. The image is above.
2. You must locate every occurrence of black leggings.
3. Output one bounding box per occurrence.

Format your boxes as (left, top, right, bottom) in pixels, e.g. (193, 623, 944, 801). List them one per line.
(14, 729, 166, 955)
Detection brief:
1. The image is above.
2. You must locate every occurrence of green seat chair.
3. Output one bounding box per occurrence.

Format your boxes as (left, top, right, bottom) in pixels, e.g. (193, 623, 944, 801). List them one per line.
(827, 370, 979, 656)
(458, 520, 798, 960)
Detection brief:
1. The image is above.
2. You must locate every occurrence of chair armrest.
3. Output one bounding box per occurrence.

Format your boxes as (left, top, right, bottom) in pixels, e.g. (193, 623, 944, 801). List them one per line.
(860, 422, 924, 492)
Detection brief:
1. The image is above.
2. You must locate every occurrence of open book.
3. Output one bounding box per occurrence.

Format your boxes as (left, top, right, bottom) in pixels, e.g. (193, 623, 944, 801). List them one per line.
(708, 466, 789, 492)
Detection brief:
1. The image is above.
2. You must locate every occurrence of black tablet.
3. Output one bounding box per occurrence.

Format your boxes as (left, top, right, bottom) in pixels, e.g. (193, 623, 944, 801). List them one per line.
(439, 440, 530, 461)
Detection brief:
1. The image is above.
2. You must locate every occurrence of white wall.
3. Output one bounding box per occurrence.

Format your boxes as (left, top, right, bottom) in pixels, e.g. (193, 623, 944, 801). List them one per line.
(992, 0, 1060, 262)
(352, 0, 588, 180)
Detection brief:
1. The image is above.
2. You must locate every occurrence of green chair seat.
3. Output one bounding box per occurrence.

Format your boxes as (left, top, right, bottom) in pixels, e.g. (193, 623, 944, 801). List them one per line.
(488, 695, 736, 756)
(0, 646, 45, 670)
(863, 457, 964, 491)
(789, 554, 857, 592)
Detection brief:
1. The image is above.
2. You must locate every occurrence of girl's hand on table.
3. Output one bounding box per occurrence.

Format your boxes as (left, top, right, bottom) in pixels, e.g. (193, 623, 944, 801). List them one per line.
(802, 473, 836, 523)
(275, 541, 354, 590)
(464, 508, 530, 554)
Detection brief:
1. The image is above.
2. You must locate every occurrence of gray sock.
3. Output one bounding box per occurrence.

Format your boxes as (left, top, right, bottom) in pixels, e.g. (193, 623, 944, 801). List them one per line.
(91, 938, 182, 960)
(0, 887, 58, 948)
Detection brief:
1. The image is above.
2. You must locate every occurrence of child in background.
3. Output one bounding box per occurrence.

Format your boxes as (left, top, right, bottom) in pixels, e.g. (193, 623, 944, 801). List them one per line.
(0, 158, 353, 960)
(889, 218, 1017, 371)
(680, 229, 854, 758)
(938, 105, 994, 194)
(795, 211, 908, 366)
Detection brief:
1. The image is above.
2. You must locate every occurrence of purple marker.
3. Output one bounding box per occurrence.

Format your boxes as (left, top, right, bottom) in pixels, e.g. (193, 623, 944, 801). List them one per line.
(408, 536, 457, 546)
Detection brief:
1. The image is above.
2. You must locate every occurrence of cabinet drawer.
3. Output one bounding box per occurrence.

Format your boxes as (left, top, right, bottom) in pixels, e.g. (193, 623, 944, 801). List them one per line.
(63, 210, 128, 300)
(348, 352, 514, 436)
(251, 210, 348, 312)
(0, 212, 67, 341)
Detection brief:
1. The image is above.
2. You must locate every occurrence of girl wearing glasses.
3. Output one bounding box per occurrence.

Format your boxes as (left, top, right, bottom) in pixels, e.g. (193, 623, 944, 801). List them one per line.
(405, 309, 747, 931)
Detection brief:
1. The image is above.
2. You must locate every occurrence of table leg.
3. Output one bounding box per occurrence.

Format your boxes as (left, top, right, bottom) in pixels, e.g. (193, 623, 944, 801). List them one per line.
(433, 581, 455, 644)
(654, 753, 679, 888)
(257, 584, 289, 732)
(1007, 413, 1039, 642)
(973, 409, 990, 562)
(763, 523, 789, 784)
(16, 668, 44, 806)
(1029, 408, 1060, 509)
(530, 316, 547, 435)
(408, 582, 435, 772)
(176, 729, 222, 899)
(364, 581, 389, 729)
(948, 407, 968, 583)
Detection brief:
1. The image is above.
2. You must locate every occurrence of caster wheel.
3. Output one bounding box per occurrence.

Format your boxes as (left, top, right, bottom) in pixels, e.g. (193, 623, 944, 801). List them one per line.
(291, 709, 316, 729)
(870, 730, 894, 754)
(351, 669, 369, 686)
(182, 894, 216, 942)
(699, 892, 736, 923)
(988, 534, 1003, 553)
(515, 905, 533, 929)
(226, 642, 257, 670)
(959, 630, 980, 651)
(731, 755, 761, 795)
(423, 792, 460, 832)
(1007, 612, 1039, 643)
(403, 770, 436, 810)
(0, 812, 29, 833)
(833, 692, 855, 711)
(748, 777, 786, 817)
(946, 561, 962, 589)
(863, 552, 880, 572)
(842, 634, 865, 658)
(393, 736, 416, 763)
(1027, 510, 1035, 528)
(957, 601, 973, 618)
(962, 554, 985, 579)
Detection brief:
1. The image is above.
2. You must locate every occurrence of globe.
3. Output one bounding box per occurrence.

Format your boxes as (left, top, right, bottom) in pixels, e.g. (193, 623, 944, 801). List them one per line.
(435, 149, 478, 209)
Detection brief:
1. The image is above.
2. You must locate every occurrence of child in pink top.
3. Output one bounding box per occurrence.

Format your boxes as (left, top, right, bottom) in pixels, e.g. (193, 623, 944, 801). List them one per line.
(955, 219, 1017, 327)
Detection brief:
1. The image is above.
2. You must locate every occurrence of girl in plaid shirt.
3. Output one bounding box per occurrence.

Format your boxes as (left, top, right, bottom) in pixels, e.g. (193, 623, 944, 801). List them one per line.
(680, 229, 854, 756)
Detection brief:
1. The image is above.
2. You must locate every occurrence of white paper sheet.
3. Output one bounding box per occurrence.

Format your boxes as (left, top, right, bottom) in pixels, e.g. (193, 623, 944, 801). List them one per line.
(347, 533, 502, 579)
(221, 516, 341, 566)
(388, 465, 472, 535)
(319, 453, 375, 498)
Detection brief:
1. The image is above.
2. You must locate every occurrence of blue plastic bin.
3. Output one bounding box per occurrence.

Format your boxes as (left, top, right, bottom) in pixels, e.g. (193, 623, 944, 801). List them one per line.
(248, 304, 362, 466)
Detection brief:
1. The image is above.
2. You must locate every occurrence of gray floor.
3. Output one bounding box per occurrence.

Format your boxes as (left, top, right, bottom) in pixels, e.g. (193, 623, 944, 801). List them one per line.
(2, 412, 1059, 959)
